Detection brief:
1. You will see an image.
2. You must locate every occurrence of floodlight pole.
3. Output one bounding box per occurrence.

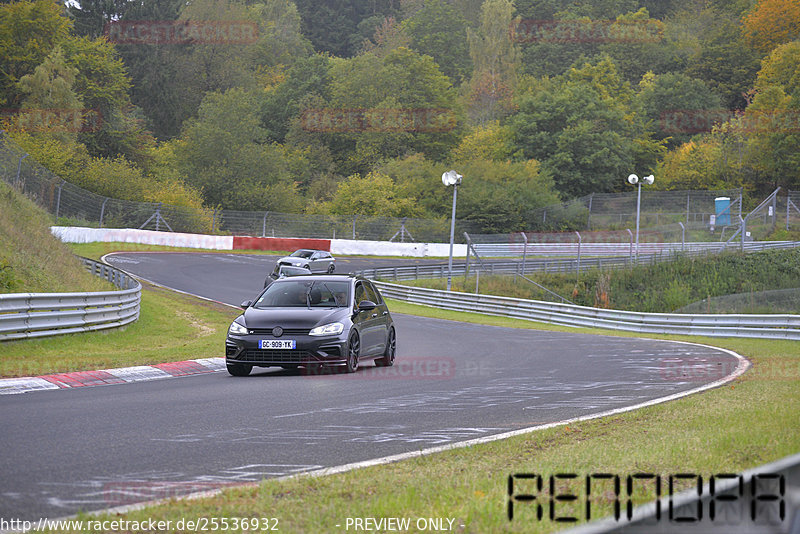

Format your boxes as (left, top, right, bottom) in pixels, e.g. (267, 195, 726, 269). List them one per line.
(447, 182, 458, 291)
(628, 174, 653, 264)
(442, 170, 462, 291)
(635, 180, 641, 263)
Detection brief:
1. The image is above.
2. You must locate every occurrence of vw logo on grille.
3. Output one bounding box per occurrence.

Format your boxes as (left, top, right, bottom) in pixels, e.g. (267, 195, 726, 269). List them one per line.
(272, 326, 283, 337)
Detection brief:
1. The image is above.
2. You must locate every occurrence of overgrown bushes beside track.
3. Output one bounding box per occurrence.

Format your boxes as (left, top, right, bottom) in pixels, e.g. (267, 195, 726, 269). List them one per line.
(402, 248, 800, 313)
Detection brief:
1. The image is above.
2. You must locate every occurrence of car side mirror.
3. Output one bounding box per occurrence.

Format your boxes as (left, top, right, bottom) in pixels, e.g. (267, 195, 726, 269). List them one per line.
(240, 300, 252, 309)
(357, 300, 377, 312)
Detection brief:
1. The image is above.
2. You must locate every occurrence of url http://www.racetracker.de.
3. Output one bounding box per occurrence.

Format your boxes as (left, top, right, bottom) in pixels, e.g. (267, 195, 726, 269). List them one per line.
(0, 516, 280, 533)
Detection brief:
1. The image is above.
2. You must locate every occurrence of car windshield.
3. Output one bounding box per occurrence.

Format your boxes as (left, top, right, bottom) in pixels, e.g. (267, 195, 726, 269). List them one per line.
(289, 250, 314, 259)
(254, 280, 350, 308)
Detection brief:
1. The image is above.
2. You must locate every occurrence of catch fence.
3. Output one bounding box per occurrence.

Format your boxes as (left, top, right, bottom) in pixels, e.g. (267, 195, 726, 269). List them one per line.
(2, 133, 798, 242)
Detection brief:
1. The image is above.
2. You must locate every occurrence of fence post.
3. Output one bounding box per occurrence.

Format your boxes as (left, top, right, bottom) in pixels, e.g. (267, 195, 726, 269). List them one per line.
(678, 221, 685, 252)
(520, 232, 528, 276)
(99, 197, 109, 228)
(262, 211, 269, 238)
(575, 231, 581, 279)
(464, 243, 471, 283)
(352, 215, 358, 240)
(626, 228, 633, 266)
(54, 181, 64, 220)
(15, 154, 28, 187)
(686, 191, 690, 223)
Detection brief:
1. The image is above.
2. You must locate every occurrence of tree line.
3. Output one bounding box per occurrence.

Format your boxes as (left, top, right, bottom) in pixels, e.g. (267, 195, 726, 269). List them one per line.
(1, 0, 798, 234)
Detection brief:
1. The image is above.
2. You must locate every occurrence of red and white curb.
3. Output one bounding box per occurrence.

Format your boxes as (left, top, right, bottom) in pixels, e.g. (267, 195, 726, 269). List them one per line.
(0, 358, 226, 395)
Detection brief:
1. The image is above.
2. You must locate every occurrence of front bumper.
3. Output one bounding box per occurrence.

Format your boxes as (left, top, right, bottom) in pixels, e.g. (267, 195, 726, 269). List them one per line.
(225, 334, 348, 367)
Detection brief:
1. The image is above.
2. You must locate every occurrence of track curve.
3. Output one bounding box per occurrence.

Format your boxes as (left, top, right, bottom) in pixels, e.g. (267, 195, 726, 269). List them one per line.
(0, 252, 745, 522)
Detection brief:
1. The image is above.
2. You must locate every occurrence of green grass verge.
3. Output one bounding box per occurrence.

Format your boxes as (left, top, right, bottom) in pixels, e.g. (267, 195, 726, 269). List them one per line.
(34, 297, 798, 533)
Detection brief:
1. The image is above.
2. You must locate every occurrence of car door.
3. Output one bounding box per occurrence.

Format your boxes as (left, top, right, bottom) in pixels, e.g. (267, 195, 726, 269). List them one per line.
(353, 281, 380, 356)
(364, 281, 389, 354)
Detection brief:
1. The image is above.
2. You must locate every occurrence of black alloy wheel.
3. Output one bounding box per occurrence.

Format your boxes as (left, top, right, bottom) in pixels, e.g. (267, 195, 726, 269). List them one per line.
(345, 331, 360, 373)
(375, 328, 395, 367)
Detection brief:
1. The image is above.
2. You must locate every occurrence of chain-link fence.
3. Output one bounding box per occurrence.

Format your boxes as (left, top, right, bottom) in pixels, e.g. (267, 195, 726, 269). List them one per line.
(676, 288, 800, 314)
(0, 134, 481, 241)
(211, 210, 481, 242)
(524, 188, 744, 232)
(2, 132, 798, 242)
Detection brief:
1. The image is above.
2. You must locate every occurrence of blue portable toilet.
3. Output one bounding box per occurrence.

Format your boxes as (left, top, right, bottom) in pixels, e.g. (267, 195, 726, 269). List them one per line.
(715, 197, 731, 225)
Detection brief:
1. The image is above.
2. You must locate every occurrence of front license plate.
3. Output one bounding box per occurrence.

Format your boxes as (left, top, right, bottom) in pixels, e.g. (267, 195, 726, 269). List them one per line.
(259, 339, 296, 349)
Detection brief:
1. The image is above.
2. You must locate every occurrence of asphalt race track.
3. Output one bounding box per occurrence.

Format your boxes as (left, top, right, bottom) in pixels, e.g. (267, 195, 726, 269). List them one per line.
(0, 252, 743, 522)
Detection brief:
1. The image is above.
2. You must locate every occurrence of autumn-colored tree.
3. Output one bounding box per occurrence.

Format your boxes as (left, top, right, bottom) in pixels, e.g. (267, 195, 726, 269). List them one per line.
(743, 0, 800, 53)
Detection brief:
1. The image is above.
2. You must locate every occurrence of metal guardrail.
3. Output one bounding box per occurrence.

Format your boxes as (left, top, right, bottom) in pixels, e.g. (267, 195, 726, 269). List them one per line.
(471, 240, 800, 258)
(358, 242, 800, 282)
(373, 282, 800, 340)
(0, 258, 141, 341)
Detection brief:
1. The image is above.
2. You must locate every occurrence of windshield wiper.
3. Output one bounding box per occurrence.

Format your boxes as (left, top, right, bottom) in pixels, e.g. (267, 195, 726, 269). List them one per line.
(321, 283, 342, 307)
(305, 282, 314, 309)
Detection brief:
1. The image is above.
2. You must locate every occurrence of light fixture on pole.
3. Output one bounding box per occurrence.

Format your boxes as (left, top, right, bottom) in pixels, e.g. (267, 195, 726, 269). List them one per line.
(442, 170, 462, 291)
(627, 173, 654, 263)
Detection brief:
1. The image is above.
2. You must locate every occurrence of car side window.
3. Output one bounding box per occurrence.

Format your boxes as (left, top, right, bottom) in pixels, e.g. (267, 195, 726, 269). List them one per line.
(364, 282, 382, 304)
(354, 282, 367, 308)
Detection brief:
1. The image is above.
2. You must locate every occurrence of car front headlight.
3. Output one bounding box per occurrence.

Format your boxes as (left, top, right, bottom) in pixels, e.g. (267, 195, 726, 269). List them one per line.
(309, 322, 344, 336)
(228, 320, 248, 336)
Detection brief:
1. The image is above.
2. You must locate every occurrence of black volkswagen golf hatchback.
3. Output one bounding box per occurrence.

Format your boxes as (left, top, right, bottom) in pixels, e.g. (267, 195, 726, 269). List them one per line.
(225, 275, 395, 376)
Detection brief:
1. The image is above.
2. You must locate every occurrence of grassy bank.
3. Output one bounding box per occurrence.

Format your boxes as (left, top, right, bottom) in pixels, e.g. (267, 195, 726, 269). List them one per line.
(0, 181, 110, 293)
(51, 300, 798, 534)
(403, 248, 800, 313)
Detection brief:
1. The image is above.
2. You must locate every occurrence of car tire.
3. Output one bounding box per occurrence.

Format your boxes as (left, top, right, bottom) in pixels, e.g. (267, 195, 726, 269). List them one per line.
(227, 363, 252, 377)
(375, 328, 395, 367)
(345, 331, 360, 373)
(327, 264, 335, 273)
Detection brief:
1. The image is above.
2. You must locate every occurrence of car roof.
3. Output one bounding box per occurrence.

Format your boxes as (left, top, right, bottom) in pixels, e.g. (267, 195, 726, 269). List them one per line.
(271, 274, 361, 283)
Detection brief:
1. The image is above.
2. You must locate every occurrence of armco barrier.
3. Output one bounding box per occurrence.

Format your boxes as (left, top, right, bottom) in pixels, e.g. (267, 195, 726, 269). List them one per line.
(0, 258, 141, 341)
(51, 226, 234, 250)
(373, 282, 800, 340)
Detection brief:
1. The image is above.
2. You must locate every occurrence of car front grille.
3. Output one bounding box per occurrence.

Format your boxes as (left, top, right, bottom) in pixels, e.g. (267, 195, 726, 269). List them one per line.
(239, 350, 317, 364)
(248, 328, 311, 336)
